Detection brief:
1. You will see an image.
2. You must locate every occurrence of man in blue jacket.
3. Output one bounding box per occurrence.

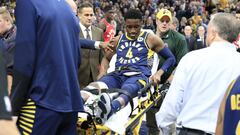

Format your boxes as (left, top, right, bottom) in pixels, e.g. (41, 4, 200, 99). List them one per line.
(11, 0, 112, 135)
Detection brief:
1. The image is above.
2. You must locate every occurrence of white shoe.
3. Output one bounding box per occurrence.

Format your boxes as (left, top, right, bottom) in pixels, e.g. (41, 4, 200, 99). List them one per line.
(97, 93, 112, 124)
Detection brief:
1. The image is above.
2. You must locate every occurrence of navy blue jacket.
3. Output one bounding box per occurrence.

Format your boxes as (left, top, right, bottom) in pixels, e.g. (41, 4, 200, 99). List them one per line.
(11, 0, 95, 115)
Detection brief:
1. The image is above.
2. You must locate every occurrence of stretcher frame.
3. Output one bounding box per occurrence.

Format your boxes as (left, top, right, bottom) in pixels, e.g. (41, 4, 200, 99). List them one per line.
(77, 83, 168, 135)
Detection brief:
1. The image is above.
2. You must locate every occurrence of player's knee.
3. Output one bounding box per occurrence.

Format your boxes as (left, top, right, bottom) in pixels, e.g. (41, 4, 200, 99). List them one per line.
(86, 81, 108, 90)
(121, 84, 140, 97)
(81, 82, 108, 102)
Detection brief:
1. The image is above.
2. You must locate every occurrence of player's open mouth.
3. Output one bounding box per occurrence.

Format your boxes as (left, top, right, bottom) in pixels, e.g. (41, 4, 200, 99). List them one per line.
(129, 34, 136, 37)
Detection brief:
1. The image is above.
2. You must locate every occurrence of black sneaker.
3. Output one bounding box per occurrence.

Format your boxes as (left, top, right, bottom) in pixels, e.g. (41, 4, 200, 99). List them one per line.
(97, 93, 112, 123)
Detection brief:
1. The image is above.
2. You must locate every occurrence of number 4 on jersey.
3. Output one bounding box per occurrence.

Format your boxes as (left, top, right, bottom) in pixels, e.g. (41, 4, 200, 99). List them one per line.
(126, 48, 133, 58)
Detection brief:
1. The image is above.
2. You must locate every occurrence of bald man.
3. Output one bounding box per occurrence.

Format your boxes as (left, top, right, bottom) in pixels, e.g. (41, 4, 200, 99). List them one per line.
(195, 26, 206, 49)
(184, 26, 196, 51)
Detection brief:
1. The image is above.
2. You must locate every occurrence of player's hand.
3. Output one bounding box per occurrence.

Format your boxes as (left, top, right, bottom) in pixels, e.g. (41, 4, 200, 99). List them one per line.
(150, 70, 164, 86)
(99, 42, 114, 52)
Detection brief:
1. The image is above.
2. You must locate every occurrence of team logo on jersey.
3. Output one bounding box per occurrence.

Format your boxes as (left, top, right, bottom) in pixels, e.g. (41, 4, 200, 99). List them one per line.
(118, 41, 143, 52)
(118, 41, 143, 64)
(137, 37, 144, 42)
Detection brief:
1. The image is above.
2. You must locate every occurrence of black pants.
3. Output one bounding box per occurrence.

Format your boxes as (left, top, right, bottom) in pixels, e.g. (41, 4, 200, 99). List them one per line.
(146, 99, 164, 134)
(177, 127, 212, 135)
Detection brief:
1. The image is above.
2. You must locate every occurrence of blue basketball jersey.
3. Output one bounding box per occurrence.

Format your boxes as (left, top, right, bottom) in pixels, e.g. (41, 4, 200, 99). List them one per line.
(115, 31, 154, 77)
(224, 76, 240, 135)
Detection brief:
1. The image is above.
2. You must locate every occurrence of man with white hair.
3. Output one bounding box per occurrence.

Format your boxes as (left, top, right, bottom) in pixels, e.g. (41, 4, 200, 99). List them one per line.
(156, 13, 240, 135)
(184, 25, 196, 51)
(195, 25, 206, 49)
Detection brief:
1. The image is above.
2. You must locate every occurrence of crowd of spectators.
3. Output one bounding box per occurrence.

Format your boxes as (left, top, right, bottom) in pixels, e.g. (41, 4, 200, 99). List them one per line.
(74, 0, 240, 36)
(1, 0, 240, 36)
(2, 0, 240, 52)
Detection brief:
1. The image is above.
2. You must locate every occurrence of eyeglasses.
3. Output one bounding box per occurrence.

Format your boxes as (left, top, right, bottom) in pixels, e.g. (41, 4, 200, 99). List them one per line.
(160, 20, 170, 23)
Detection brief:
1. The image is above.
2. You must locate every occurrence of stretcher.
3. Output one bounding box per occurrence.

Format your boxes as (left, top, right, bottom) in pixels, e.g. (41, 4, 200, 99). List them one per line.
(77, 83, 169, 135)
(77, 53, 169, 135)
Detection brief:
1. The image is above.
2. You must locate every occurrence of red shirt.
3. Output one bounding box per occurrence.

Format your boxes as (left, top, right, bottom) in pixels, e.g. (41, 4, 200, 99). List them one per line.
(101, 18, 115, 42)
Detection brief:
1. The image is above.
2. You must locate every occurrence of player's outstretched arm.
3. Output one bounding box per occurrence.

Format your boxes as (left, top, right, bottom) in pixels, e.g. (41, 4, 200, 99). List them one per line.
(147, 33, 176, 85)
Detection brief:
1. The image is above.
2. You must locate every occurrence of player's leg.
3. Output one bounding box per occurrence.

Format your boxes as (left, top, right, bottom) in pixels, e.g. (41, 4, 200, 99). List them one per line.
(95, 74, 122, 122)
(114, 74, 148, 110)
(80, 73, 121, 102)
(97, 74, 148, 120)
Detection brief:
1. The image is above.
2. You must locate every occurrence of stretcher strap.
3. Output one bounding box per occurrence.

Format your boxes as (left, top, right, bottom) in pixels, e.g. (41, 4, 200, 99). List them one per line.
(81, 88, 99, 95)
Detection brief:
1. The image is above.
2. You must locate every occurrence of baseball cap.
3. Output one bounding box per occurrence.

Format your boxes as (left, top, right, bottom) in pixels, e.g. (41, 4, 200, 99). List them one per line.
(156, 9, 172, 21)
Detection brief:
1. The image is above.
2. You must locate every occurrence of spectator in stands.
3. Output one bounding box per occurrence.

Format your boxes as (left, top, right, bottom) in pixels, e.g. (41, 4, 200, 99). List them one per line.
(195, 25, 206, 50)
(99, 5, 116, 42)
(143, 16, 155, 32)
(171, 17, 179, 31)
(184, 25, 196, 52)
(179, 17, 188, 34)
(0, 6, 16, 93)
(188, 18, 198, 36)
(191, 8, 202, 25)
